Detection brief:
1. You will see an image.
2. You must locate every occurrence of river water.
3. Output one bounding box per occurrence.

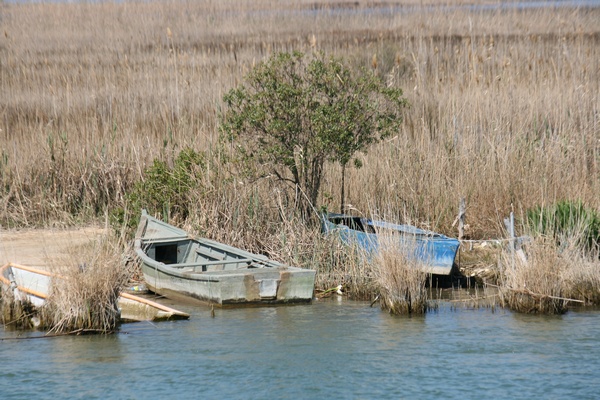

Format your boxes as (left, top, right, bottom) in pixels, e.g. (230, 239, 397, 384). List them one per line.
(1, 296, 599, 399)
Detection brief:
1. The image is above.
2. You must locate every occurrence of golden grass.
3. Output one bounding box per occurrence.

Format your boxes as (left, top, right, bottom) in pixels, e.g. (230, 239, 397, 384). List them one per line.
(373, 240, 431, 315)
(39, 235, 130, 334)
(2, 1, 598, 231)
(498, 233, 600, 314)
(561, 249, 600, 304)
(499, 237, 569, 314)
(316, 239, 379, 300)
(1, 1, 599, 296)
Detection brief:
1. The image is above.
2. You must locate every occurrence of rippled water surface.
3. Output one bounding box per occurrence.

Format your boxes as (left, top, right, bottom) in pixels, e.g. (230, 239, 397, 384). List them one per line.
(2, 298, 599, 399)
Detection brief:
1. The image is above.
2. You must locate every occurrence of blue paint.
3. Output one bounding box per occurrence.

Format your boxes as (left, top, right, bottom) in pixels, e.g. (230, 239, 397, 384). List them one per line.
(322, 213, 460, 275)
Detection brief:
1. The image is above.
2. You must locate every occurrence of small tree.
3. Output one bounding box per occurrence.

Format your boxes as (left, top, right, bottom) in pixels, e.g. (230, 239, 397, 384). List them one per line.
(220, 51, 407, 220)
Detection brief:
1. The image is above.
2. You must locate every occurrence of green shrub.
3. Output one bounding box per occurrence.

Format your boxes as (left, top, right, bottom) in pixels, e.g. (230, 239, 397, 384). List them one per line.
(526, 200, 600, 253)
(112, 147, 206, 230)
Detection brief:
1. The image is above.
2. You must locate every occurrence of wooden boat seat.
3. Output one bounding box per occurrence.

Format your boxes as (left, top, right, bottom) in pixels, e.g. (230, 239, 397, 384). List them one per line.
(196, 248, 228, 261)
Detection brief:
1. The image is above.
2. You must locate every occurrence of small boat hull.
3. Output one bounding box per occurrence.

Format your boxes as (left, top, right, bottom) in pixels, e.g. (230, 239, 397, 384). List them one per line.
(322, 213, 460, 275)
(140, 263, 316, 306)
(135, 211, 316, 306)
(0, 263, 189, 323)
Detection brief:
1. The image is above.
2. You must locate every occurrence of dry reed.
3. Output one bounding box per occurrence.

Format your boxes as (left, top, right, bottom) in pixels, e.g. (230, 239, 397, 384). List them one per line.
(2, 2, 598, 230)
(372, 237, 431, 315)
(561, 248, 600, 305)
(1, 2, 599, 293)
(556, 225, 600, 304)
(497, 233, 600, 314)
(39, 235, 130, 334)
(316, 239, 379, 300)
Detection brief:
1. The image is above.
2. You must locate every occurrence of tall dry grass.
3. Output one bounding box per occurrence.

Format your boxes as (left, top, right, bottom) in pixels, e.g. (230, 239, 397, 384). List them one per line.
(316, 239, 379, 300)
(40, 235, 130, 334)
(373, 240, 431, 315)
(2, 2, 597, 229)
(560, 249, 600, 305)
(499, 237, 569, 314)
(1, 2, 598, 292)
(498, 232, 600, 314)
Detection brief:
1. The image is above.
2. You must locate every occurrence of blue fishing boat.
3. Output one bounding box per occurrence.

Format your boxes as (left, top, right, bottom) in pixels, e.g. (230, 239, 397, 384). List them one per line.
(321, 213, 460, 275)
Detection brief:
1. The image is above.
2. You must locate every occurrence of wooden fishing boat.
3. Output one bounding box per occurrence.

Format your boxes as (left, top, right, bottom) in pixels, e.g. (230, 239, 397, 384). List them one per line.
(134, 210, 316, 306)
(0, 262, 190, 322)
(321, 213, 460, 275)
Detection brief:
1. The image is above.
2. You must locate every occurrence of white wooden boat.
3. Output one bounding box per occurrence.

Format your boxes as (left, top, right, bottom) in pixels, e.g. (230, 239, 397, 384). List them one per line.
(0, 262, 190, 322)
(134, 210, 316, 306)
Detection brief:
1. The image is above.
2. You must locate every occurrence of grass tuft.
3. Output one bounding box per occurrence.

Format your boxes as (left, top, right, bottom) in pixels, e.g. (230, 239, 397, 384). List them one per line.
(373, 238, 430, 315)
(40, 236, 130, 334)
(498, 231, 600, 314)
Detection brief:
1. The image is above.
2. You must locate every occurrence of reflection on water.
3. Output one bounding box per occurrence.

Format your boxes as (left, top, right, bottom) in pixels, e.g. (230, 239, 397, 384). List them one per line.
(1, 297, 599, 399)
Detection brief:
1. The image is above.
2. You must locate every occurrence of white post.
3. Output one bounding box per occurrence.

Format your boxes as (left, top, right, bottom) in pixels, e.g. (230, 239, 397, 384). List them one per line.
(504, 212, 516, 270)
(458, 198, 466, 240)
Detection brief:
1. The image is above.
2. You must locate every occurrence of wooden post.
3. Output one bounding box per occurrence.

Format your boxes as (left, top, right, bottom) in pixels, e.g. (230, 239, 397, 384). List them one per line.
(503, 212, 516, 250)
(504, 211, 516, 270)
(340, 164, 346, 214)
(457, 198, 466, 240)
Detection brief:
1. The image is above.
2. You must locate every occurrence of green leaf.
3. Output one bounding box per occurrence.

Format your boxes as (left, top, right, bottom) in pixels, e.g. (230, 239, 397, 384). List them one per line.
(219, 51, 408, 219)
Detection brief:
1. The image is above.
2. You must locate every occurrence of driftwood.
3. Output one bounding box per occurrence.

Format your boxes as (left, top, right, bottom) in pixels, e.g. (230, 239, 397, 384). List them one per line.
(486, 283, 584, 304)
(315, 285, 344, 298)
(369, 294, 380, 307)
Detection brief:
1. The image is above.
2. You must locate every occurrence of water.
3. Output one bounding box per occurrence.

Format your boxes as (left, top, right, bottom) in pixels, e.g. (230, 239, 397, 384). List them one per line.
(1, 298, 599, 399)
(5, 0, 600, 10)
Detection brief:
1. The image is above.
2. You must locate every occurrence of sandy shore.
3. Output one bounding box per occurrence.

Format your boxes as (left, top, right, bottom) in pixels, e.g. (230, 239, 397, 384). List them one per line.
(0, 226, 107, 268)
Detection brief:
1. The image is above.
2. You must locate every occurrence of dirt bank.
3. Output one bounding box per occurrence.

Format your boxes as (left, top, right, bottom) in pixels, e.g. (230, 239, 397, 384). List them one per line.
(0, 226, 107, 267)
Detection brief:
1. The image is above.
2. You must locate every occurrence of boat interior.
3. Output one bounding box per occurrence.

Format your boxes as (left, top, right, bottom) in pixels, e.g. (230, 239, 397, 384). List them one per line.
(142, 238, 275, 272)
(327, 215, 454, 240)
(327, 215, 376, 233)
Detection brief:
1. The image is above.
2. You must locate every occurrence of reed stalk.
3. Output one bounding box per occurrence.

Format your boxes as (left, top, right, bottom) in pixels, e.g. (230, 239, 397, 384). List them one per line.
(1, 2, 598, 296)
(372, 236, 430, 315)
(497, 232, 600, 314)
(39, 235, 130, 334)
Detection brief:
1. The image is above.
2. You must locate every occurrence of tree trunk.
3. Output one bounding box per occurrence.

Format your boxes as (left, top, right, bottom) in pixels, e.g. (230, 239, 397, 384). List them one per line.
(340, 163, 346, 214)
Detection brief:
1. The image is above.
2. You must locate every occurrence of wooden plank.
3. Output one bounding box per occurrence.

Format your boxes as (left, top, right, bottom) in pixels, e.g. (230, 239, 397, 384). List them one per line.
(196, 248, 227, 260)
(169, 259, 253, 269)
(120, 292, 190, 318)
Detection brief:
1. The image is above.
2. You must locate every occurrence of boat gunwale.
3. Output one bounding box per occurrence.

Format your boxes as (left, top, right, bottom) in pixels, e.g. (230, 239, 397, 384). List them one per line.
(135, 214, 315, 279)
(0, 262, 49, 300)
(322, 213, 459, 243)
(137, 250, 312, 281)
